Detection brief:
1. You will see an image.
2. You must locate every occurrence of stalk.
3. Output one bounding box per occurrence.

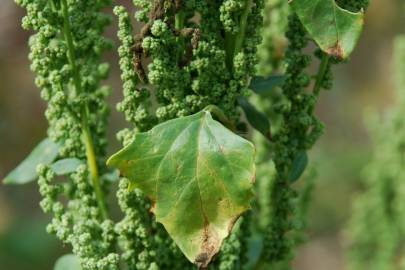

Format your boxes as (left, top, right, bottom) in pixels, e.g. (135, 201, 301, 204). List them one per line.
(313, 54, 330, 96)
(175, 11, 186, 63)
(309, 53, 330, 113)
(61, 0, 108, 219)
(204, 105, 236, 131)
(225, 0, 253, 71)
(225, 32, 237, 70)
(234, 0, 252, 56)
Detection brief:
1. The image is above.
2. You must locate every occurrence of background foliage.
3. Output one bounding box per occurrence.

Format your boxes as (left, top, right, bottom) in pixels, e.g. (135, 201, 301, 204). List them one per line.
(0, 0, 404, 269)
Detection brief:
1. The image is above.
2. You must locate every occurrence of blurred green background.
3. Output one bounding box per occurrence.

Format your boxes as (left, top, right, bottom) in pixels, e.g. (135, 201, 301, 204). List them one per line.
(0, 1, 403, 269)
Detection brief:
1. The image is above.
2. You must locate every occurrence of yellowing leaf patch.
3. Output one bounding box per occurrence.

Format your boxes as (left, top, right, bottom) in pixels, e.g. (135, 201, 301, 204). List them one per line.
(107, 110, 256, 268)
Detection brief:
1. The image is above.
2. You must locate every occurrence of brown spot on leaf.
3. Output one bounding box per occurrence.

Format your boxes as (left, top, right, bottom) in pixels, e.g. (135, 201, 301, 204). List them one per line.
(195, 215, 243, 269)
(326, 42, 345, 59)
(194, 224, 220, 269)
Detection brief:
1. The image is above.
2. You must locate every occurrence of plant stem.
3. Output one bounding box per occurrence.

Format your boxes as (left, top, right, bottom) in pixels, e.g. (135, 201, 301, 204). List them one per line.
(225, 0, 253, 72)
(204, 105, 236, 131)
(313, 53, 330, 97)
(175, 11, 186, 63)
(61, 0, 108, 219)
(309, 53, 329, 113)
(225, 32, 237, 71)
(234, 0, 252, 56)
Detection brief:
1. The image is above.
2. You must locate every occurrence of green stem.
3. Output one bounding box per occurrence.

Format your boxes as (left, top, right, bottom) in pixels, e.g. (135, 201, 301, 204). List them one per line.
(61, 0, 108, 219)
(175, 11, 185, 63)
(309, 53, 330, 113)
(203, 105, 236, 131)
(224, 0, 253, 72)
(225, 33, 237, 71)
(234, 0, 252, 56)
(313, 53, 330, 97)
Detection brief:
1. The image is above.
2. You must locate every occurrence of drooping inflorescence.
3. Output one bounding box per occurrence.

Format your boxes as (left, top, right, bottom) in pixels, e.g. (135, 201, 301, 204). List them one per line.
(253, 0, 369, 268)
(113, 1, 266, 269)
(11, 0, 371, 269)
(15, 0, 119, 269)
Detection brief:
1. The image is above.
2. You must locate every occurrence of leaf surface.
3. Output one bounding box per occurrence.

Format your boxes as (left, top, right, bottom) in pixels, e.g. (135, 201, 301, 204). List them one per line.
(3, 138, 59, 184)
(238, 97, 271, 140)
(54, 254, 81, 270)
(249, 75, 285, 95)
(288, 150, 308, 183)
(51, 158, 83, 175)
(102, 169, 120, 183)
(107, 111, 255, 268)
(290, 0, 364, 59)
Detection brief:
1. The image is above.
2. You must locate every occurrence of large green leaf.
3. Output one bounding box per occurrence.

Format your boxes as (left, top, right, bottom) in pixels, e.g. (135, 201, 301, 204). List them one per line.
(290, 0, 364, 59)
(107, 110, 255, 268)
(3, 138, 59, 184)
(54, 254, 81, 270)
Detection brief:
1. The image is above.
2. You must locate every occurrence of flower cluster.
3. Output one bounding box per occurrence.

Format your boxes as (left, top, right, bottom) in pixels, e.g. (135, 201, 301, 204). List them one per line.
(116, 0, 264, 125)
(15, 0, 118, 269)
(253, 0, 369, 268)
(113, 0, 266, 268)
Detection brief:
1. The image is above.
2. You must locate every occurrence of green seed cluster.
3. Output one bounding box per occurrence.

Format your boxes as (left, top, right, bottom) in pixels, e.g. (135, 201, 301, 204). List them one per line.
(116, 179, 159, 270)
(115, 0, 265, 125)
(254, 0, 368, 266)
(16, 0, 371, 268)
(113, 1, 265, 268)
(115, 6, 156, 132)
(347, 35, 405, 270)
(15, 0, 120, 269)
(37, 162, 119, 270)
(260, 14, 320, 264)
(18, 0, 111, 159)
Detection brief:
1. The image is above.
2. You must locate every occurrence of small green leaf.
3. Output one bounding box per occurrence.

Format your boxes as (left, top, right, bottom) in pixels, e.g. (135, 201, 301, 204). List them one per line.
(103, 169, 120, 182)
(107, 110, 255, 268)
(238, 97, 271, 140)
(288, 151, 308, 183)
(54, 254, 81, 270)
(245, 231, 264, 270)
(290, 0, 364, 59)
(249, 75, 285, 95)
(3, 138, 59, 184)
(50, 158, 83, 175)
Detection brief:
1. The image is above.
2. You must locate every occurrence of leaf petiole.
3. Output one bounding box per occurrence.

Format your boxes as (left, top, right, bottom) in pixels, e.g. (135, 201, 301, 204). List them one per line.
(203, 105, 236, 131)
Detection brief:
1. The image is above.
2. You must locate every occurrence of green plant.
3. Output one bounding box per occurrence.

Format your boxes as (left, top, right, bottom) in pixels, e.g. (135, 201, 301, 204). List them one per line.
(4, 0, 368, 269)
(347, 25, 405, 270)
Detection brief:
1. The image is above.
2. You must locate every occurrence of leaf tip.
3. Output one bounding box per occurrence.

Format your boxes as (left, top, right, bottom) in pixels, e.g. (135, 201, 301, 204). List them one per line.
(194, 228, 221, 269)
(326, 42, 346, 59)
